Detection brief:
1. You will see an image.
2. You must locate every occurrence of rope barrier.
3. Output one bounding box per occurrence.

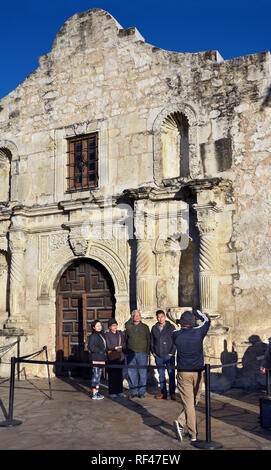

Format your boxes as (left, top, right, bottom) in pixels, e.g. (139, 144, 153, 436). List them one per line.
(0, 341, 19, 355)
(0, 347, 268, 438)
(2, 351, 265, 370)
(0, 340, 20, 361)
(18, 347, 48, 361)
(0, 337, 21, 382)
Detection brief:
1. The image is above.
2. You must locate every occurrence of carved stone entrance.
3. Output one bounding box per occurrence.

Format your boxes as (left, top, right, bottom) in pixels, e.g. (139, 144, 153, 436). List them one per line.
(56, 259, 115, 376)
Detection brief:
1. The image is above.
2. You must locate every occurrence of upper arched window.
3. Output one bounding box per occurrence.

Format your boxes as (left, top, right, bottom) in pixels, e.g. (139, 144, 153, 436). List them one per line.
(0, 148, 11, 202)
(161, 112, 189, 179)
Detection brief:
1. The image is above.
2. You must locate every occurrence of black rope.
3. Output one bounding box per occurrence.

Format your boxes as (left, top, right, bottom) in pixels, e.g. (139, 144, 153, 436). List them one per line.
(13, 353, 266, 370)
(0, 340, 19, 358)
(19, 347, 47, 361)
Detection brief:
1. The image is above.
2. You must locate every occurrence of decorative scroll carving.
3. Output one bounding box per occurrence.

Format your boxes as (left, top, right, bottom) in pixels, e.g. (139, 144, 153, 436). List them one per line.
(136, 239, 152, 275)
(198, 233, 218, 272)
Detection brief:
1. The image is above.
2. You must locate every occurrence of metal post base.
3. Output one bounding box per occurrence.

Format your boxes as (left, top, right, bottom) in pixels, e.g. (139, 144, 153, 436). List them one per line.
(191, 439, 223, 450)
(0, 419, 22, 427)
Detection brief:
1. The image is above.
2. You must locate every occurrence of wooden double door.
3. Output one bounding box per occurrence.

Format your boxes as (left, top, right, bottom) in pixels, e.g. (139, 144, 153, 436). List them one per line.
(56, 259, 115, 376)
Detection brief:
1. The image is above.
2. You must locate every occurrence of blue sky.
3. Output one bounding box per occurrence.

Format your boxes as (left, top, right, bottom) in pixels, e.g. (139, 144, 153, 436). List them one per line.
(0, 0, 270, 99)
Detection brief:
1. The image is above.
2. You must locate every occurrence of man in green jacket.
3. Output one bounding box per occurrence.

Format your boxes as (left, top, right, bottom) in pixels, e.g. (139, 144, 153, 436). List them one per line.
(125, 310, 150, 398)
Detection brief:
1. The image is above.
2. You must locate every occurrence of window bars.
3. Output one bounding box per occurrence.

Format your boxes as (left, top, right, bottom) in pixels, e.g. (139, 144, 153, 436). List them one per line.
(66, 133, 98, 191)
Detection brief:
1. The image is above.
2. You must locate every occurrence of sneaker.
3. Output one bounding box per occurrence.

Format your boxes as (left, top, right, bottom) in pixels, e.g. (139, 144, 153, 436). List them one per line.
(92, 393, 104, 400)
(170, 394, 177, 401)
(155, 394, 167, 400)
(109, 394, 118, 398)
(174, 420, 184, 442)
(117, 393, 125, 397)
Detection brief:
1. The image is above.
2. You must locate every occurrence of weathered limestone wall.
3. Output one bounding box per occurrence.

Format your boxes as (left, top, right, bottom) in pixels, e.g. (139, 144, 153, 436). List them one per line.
(0, 8, 270, 386)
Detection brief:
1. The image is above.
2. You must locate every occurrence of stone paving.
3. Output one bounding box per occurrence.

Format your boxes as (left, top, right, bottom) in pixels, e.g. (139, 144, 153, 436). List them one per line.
(0, 375, 271, 452)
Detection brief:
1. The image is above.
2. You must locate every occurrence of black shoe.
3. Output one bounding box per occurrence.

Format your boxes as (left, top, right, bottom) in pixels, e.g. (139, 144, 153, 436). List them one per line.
(138, 394, 145, 398)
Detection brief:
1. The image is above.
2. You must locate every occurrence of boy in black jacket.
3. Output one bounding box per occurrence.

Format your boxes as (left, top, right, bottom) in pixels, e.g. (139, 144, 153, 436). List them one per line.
(172, 309, 210, 442)
(150, 310, 176, 400)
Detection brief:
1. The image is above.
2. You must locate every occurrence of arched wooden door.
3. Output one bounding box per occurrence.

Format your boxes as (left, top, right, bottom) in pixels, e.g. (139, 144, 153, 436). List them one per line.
(56, 259, 115, 376)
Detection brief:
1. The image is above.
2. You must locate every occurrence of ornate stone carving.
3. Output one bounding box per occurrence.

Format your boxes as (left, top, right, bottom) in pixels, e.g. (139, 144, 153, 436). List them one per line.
(89, 245, 127, 292)
(50, 233, 69, 252)
(68, 226, 89, 256)
(69, 237, 89, 256)
(136, 239, 152, 275)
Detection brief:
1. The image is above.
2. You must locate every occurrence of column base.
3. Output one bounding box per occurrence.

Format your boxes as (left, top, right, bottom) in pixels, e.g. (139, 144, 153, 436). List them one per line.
(3, 316, 31, 336)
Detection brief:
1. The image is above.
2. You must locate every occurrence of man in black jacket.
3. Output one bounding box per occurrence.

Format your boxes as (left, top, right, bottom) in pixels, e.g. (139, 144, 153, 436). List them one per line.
(151, 310, 176, 400)
(172, 309, 210, 442)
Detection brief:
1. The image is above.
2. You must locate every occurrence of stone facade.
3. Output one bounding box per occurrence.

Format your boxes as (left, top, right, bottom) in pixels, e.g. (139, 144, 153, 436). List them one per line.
(0, 8, 270, 388)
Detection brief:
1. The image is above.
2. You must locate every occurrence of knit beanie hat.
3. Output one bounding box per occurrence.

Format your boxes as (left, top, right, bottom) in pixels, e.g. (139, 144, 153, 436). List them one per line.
(179, 311, 196, 328)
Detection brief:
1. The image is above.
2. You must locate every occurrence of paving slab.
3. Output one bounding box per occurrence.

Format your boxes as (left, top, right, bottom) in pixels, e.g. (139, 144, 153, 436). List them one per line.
(0, 376, 270, 454)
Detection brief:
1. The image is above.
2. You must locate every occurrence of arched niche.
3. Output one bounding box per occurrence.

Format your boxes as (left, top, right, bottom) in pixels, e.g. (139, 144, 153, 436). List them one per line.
(161, 112, 189, 179)
(152, 103, 199, 183)
(0, 149, 11, 202)
(0, 140, 19, 203)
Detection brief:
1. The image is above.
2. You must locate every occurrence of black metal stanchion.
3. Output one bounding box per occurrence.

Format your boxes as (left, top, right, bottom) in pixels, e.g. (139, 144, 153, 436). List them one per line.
(192, 364, 223, 450)
(43, 346, 53, 400)
(17, 336, 21, 382)
(0, 357, 22, 427)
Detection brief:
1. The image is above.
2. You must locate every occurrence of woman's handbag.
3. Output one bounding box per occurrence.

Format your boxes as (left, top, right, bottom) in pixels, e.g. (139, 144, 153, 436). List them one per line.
(107, 332, 122, 361)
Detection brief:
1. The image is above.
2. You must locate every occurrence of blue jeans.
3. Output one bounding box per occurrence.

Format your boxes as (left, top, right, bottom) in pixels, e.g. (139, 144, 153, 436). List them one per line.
(91, 366, 103, 389)
(126, 351, 148, 396)
(155, 355, 175, 397)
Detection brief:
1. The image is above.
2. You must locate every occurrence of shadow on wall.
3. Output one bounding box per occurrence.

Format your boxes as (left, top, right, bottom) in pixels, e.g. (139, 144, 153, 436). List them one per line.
(210, 336, 268, 392)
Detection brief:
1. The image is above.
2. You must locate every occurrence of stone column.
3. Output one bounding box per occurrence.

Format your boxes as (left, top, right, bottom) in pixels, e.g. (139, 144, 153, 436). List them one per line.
(195, 206, 219, 315)
(5, 231, 27, 328)
(136, 238, 154, 313)
(134, 202, 155, 314)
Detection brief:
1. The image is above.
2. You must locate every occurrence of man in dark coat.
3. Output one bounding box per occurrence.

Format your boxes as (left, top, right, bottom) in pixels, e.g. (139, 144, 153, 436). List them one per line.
(150, 310, 176, 400)
(172, 309, 210, 442)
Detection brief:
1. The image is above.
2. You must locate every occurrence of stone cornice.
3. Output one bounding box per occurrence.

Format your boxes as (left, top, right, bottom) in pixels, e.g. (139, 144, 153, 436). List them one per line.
(122, 178, 232, 201)
(122, 185, 180, 201)
(59, 195, 119, 211)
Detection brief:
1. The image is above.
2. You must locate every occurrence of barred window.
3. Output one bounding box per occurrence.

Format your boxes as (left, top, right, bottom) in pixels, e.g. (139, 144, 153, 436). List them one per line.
(67, 133, 98, 191)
